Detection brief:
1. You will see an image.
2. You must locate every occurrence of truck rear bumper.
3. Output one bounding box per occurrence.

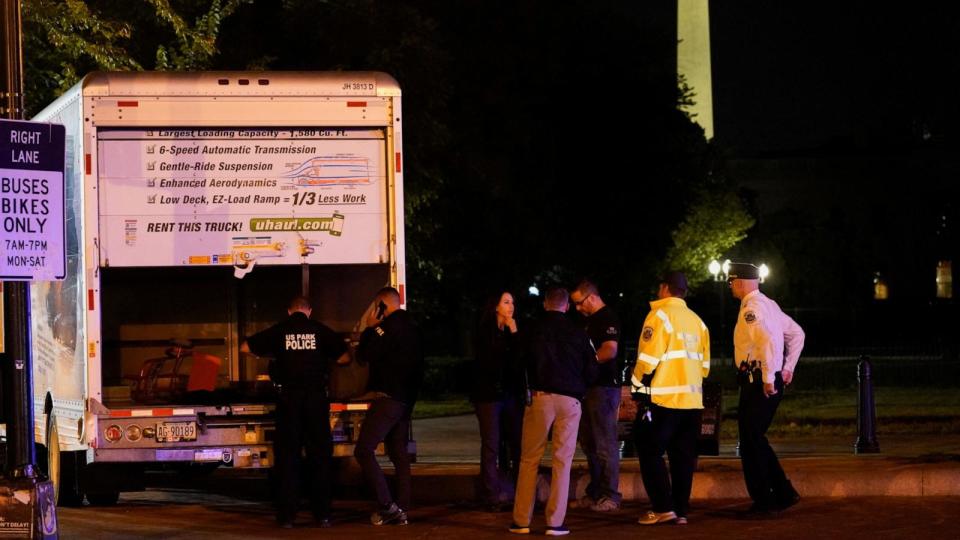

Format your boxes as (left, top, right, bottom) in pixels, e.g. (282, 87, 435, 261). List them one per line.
(92, 442, 384, 465)
(93, 445, 274, 467)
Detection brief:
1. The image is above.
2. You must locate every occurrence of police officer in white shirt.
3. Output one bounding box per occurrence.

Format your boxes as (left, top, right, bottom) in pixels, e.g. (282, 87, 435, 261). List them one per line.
(728, 263, 804, 515)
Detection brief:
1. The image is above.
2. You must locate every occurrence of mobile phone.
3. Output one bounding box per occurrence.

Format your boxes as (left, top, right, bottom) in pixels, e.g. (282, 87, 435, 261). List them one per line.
(375, 301, 387, 320)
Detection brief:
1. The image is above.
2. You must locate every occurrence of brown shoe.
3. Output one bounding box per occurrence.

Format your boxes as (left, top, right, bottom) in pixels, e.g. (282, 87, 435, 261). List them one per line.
(637, 511, 677, 525)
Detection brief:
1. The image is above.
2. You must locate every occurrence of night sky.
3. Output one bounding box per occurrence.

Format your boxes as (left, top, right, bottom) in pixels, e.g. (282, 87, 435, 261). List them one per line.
(711, 3, 960, 156)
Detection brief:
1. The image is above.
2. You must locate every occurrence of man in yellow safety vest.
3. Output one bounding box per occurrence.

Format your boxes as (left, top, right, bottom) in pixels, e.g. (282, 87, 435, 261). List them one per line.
(631, 271, 710, 526)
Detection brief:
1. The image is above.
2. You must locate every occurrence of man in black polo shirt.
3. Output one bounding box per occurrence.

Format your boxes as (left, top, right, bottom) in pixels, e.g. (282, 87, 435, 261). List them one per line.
(569, 279, 623, 512)
(242, 296, 346, 529)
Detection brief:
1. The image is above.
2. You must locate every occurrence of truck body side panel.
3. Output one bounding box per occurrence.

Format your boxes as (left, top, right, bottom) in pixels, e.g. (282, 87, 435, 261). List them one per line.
(30, 87, 88, 451)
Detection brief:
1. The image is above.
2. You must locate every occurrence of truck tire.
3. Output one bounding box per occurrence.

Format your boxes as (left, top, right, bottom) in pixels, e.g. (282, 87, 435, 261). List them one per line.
(43, 413, 85, 507)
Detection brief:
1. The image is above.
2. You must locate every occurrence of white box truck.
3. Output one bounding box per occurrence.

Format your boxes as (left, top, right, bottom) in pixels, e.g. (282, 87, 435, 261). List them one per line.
(30, 71, 407, 505)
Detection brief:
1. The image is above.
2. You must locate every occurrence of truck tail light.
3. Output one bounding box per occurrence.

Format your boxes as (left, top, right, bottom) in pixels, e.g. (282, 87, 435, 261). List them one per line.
(104, 425, 123, 443)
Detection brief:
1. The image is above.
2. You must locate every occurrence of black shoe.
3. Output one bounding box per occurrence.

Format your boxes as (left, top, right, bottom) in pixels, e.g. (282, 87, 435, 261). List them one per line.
(370, 503, 408, 525)
(508, 522, 531, 534)
(776, 488, 801, 511)
(738, 504, 777, 520)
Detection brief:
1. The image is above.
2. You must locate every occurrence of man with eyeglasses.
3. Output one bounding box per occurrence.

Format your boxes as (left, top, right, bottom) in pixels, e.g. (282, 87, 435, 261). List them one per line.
(569, 279, 623, 512)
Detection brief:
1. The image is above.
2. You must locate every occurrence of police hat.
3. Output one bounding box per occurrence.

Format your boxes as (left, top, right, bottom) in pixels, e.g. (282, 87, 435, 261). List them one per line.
(727, 262, 760, 281)
(660, 271, 688, 292)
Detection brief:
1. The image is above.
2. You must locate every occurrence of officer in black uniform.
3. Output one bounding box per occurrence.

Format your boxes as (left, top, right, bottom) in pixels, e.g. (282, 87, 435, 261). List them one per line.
(242, 296, 346, 529)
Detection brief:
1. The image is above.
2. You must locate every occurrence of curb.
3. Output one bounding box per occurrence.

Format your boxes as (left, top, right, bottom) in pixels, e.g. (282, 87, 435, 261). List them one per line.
(407, 457, 960, 504)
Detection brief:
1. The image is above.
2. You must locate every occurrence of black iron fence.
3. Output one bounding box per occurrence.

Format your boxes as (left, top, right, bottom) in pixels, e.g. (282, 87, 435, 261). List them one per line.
(422, 343, 960, 401)
(621, 344, 960, 391)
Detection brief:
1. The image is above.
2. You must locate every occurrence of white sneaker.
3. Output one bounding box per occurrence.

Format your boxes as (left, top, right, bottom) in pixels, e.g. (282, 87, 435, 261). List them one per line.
(637, 511, 677, 525)
(675, 516, 688, 525)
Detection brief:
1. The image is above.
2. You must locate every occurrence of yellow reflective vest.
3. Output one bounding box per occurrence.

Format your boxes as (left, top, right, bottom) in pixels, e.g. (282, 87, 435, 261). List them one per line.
(631, 296, 710, 409)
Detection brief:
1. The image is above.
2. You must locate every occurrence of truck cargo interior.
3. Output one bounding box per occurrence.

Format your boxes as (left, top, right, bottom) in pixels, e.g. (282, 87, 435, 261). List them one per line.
(99, 263, 389, 407)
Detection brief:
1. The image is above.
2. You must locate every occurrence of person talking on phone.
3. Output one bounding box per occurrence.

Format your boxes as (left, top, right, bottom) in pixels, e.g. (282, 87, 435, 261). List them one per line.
(354, 287, 425, 526)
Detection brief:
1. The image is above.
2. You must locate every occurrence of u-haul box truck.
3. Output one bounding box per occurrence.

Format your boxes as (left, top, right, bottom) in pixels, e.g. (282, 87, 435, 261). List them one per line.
(30, 71, 406, 505)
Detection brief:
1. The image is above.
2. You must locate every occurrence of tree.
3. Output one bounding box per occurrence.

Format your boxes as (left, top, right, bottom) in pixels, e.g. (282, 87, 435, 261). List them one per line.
(663, 189, 754, 289)
(22, 0, 248, 116)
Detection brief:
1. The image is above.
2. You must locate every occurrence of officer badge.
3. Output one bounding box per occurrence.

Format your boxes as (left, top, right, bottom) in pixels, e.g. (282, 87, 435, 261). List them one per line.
(606, 326, 617, 335)
(641, 326, 654, 341)
(744, 311, 757, 324)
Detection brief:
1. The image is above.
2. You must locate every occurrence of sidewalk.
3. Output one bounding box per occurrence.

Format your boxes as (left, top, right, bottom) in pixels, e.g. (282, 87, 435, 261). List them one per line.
(58, 494, 960, 539)
(408, 414, 960, 504)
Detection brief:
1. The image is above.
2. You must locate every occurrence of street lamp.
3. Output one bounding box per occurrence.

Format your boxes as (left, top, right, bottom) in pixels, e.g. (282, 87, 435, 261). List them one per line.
(708, 259, 733, 281)
(759, 263, 770, 283)
(708, 259, 729, 359)
(709, 259, 721, 280)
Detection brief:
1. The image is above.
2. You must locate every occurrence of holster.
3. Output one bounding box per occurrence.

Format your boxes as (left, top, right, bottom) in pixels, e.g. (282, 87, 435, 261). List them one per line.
(736, 361, 763, 387)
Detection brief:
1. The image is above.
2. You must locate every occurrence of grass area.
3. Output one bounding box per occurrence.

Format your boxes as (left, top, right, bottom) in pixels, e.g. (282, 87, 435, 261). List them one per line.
(413, 387, 960, 438)
(412, 399, 474, 419)
(720, 386, 960, 438)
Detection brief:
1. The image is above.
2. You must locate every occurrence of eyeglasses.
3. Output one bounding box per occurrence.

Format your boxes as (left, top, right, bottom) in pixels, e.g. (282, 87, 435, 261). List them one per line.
(572, 293, 591, 307)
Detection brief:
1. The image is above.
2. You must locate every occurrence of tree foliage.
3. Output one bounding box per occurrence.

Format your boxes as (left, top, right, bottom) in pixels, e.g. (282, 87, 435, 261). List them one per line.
(22, 0, 248, 116)
(663, 189, 755, 288)
(147, 0, 249, 70)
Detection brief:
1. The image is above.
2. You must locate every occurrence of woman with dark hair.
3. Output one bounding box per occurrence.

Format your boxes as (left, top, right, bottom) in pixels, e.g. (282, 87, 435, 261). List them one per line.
(471, 290, 526, 511)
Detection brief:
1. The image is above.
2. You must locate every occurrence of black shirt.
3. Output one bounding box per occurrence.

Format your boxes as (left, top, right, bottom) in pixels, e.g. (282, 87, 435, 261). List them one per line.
(471, 323, 525, 403)
(357, 309, 425, 405)
(246, 312, 346, 391)
(585, 305, 621, 387)
(525, 311, 597, 400)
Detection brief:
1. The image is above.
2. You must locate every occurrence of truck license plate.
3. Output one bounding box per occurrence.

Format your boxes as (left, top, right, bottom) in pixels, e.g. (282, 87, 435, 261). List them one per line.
(156, 421, 197, 442)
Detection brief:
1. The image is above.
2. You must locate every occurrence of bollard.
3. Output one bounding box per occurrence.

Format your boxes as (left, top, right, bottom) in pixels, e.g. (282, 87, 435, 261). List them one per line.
(854, 355, 881, 454)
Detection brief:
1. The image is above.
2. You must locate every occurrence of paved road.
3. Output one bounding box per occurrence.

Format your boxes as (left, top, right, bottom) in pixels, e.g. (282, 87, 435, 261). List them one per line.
(58, 490, 960, 539)
(50, 416, 960, 538)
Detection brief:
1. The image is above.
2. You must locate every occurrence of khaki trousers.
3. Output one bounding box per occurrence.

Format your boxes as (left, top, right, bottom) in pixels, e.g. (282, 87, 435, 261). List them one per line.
(512, 392, 582, 528)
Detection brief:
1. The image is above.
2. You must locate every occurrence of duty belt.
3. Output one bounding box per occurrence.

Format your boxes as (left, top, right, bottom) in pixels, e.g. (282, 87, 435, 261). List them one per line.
(737, 360, 780, 385)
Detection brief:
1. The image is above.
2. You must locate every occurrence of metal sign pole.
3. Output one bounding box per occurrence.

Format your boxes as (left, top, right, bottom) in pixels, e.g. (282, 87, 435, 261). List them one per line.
(1, 1, 59, 537)
(1, 0, 32, 478)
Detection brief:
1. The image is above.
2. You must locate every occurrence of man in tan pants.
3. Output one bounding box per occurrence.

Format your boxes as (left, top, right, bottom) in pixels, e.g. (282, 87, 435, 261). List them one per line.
(510, 287, 597, 536)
